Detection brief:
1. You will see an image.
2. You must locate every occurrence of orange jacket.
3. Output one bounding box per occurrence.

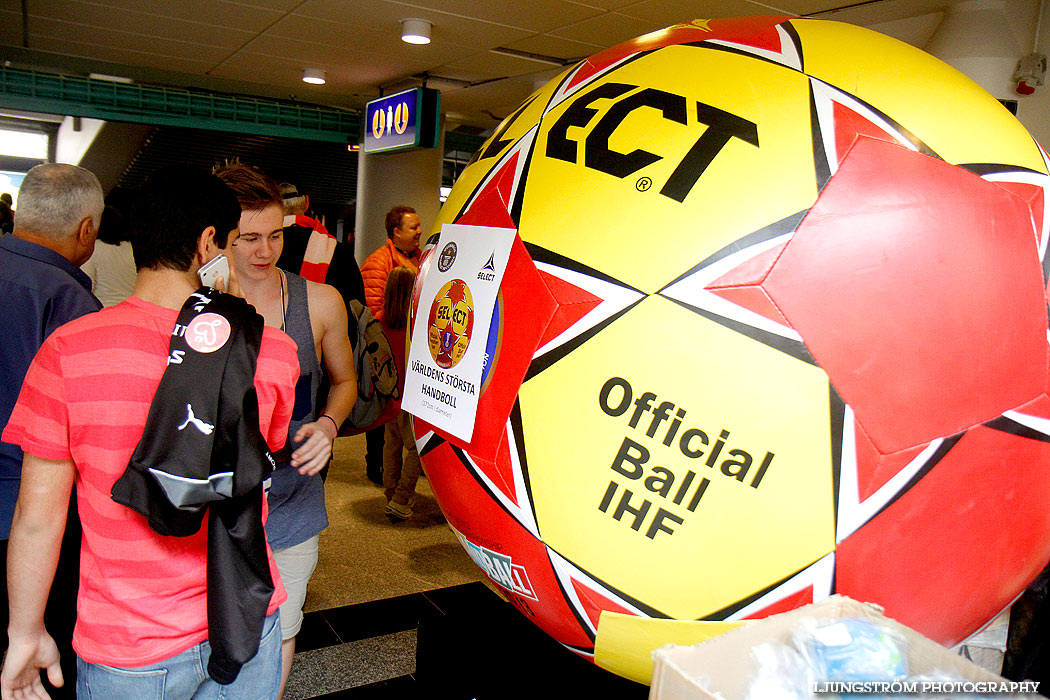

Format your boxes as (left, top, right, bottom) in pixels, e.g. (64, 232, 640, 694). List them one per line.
(360, 239, 419, 316)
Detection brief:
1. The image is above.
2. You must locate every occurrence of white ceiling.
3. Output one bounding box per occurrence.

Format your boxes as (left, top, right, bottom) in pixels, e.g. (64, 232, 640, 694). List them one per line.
(0, 0, 1039, 132)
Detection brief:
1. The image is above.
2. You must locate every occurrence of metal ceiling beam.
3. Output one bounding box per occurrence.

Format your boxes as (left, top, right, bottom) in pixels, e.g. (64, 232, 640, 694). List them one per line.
(0, 67, 361, 144)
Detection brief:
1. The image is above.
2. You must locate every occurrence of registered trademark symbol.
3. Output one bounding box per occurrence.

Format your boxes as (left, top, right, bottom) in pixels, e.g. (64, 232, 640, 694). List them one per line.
(636, 177, 652, 191)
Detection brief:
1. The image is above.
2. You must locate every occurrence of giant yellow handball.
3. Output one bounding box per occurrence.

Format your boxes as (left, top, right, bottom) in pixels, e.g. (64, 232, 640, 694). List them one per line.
(412, 16, 1050, 683)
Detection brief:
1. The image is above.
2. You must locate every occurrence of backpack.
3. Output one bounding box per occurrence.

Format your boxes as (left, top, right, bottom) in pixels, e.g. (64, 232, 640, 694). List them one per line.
(344, 300, 400, 430)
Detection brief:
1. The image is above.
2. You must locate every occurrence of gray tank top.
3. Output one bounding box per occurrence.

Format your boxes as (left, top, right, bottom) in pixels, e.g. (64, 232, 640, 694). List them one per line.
(284, 271, 323, 446)
(267, 271, 329, 550)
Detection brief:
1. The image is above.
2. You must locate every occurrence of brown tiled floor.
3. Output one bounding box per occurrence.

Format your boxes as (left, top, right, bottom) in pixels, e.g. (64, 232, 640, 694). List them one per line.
(304, 434, 493, 614)
(287, 434, 648, 699)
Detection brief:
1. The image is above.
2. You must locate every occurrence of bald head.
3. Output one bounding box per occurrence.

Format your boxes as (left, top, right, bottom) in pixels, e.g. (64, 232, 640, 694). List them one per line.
(15, 164, 103, 240)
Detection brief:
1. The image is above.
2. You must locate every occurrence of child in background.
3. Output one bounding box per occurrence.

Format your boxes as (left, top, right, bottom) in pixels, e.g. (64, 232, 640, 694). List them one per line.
(377, 266, 420, 521)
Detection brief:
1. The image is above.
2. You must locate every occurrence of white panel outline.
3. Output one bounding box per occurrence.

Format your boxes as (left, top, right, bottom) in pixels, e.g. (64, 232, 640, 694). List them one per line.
(1002, 409, 1050, 438)
(544, 53, 640, 115)
(531, 262, 645, 359)
(724, 553, 835, 621)
(547, 547, 650, 637)
(414, 423, 539, 538)
(835, 404, 945, 543)
(659, 232, 801, 342)
(705, 24, 802, 71)
(413, 428, 435, 455)
(977, 151, 1050, 376)
(561, 644, 594, 660)
(981, 160, 1050, 263)
(458, 125, 538, 222)
(452, 421, 540, 539)
(810, 79, 921, 179)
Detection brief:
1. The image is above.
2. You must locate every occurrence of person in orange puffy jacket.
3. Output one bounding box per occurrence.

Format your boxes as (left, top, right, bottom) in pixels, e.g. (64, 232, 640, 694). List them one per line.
(360, 205, 421, 316)
(359, 205, 422, 482)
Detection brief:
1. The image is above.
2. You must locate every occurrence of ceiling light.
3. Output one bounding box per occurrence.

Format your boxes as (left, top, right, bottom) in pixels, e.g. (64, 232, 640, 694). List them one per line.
(88, 72, 133, 84)
(302, 68, 326, 85)
(401, 19, 431, 45)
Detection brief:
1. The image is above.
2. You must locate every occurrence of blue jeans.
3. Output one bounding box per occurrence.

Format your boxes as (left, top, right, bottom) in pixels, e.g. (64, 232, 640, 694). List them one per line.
(76, 611, 281, 700)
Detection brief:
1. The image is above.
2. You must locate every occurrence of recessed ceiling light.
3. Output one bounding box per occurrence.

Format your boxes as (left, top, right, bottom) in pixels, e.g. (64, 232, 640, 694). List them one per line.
(88, 72, 133, 83)
(401, 18, 431, 45)
(302, 68, 326, 85)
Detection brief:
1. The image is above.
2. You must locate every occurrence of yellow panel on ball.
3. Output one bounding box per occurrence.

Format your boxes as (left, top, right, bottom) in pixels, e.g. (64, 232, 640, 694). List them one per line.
(520, 45, 817, 293)
(519, 296, 835, 619)
(435, 77, 568, 233)
(793, 19, 1045, 172)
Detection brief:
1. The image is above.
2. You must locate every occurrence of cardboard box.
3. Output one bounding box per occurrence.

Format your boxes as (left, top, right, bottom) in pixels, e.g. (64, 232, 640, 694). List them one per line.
(650, 595, 1039, 700)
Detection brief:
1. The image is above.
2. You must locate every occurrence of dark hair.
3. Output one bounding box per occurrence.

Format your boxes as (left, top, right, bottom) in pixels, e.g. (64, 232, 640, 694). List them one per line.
(385, 205, 416, 238)
(382, 266, 416, 331)
(212, 160, 282, 212)
(130, 164, 240, 271)
(96, 205, 129, 245)
(0, 200, 12, 235)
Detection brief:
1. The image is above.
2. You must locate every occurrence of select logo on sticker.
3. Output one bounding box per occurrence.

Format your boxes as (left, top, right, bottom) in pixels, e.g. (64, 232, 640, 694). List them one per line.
(437, 242, 457, 272)
(428, 279, 473, 369)
(461, 539, 538, 601)
(185, 313, 231, 353)
(478, 252, 496, 281)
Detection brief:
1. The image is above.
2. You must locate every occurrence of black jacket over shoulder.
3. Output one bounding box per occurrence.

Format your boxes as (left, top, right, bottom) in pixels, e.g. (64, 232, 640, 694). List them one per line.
(111, 288, 278, 684)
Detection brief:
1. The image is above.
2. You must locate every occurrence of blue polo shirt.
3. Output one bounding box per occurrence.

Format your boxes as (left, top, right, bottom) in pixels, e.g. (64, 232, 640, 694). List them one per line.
(0, 235, 101, 538)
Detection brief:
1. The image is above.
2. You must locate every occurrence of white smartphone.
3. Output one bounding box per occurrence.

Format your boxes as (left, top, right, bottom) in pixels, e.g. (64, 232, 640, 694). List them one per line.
(197, 254, 229, 289)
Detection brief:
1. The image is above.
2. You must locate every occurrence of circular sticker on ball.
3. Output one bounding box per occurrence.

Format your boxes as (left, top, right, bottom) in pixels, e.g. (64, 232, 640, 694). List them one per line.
(185, 313, 231, 353)
(428, 279, 473, 369)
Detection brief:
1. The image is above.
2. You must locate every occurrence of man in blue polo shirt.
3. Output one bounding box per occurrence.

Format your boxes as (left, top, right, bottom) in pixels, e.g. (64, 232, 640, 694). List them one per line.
(0, 162, 103, 700)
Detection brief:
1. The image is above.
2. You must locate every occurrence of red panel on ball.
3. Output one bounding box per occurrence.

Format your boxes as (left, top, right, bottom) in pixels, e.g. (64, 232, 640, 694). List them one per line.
(415, 235, 557, 462)
(831, 102, 905, 164)
(535, 270, 604, 349)
(834, 425, 1050, 644)
(853, 420, 929, 501)
(708, 285, 790, 326)
(1015, 393, 1050, 421)
(422, 441, 597, 650)
(565, 16, 790, 92)
(990, 180, 1045, 248)
(571, 579, 640, 631)
(765, 136, 1048, 454)
(707, 240, 790, 288)
(741, 586, 815, 620)
(455, 152, 519, 230)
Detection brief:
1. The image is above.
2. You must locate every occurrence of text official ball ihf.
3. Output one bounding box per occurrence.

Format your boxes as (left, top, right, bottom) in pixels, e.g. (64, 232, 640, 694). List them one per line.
(411, 16, 1050, 682)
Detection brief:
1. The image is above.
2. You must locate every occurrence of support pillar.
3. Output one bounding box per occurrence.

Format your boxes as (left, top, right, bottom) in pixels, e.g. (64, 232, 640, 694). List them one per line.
(354, 123, 444, 265)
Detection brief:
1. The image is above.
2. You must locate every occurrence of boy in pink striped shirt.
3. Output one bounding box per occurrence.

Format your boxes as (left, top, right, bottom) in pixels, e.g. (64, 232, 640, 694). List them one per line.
(1, 165, 301, 700)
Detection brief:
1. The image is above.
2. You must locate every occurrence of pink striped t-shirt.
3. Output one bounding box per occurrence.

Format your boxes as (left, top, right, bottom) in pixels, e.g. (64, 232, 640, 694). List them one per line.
(2, 296, 299, 668)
